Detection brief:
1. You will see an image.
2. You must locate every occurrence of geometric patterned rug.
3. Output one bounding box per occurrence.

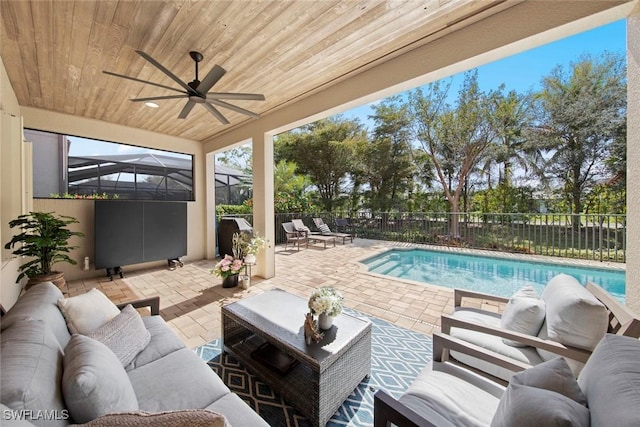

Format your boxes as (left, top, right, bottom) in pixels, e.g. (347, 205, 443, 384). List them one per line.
(193, 308, 433, 426)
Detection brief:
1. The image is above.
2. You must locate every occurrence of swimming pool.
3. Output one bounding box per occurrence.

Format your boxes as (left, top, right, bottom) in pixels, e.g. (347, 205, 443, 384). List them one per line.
(363, 249, 625, 301)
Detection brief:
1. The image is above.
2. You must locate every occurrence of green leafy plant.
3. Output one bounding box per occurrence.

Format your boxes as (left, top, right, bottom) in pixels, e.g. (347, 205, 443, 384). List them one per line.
(4, 212, 84, 281)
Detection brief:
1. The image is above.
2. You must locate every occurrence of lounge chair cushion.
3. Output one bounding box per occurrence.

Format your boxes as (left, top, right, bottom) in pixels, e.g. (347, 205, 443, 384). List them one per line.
(537, 274, 608, 358)
(490, 383, 589, 427)
(578, 334, 640, 427)
(500, 286, 545, 347)
(58, 288, 121, 334)
(318, 224, 332, 235)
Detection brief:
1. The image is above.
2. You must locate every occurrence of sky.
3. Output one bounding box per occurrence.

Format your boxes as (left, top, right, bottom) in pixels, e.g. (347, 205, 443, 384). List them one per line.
(68, 19, 626, 158)
(340, 19, 626, 130)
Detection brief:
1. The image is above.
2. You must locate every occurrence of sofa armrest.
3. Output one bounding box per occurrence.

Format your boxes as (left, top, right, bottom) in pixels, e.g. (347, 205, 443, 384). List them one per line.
(117, 296, 160, 316)
(441, 314, 591, 363)
(373, 390, 438, 427)
(454, 288, 509, 307)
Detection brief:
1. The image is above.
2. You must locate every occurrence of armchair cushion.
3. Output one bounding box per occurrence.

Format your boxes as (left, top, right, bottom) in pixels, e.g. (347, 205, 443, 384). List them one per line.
(490, 383, 589, 427)
(578, 334, 640, 427)
(538, 274, 608, 355)
(500, 286, 545, 347)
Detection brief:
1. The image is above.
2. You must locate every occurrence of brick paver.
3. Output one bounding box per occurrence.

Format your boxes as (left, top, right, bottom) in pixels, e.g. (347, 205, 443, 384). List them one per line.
(66, 239, 623, 349)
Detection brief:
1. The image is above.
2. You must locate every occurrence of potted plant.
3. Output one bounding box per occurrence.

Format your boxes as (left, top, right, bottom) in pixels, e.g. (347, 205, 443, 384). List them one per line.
(4, 211, 84, 290)
(308, 286, 344, 330)
(242, 233, 268, 264)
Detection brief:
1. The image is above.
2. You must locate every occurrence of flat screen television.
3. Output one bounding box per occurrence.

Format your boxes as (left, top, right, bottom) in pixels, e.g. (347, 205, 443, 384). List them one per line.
(94, 200, 187, 271)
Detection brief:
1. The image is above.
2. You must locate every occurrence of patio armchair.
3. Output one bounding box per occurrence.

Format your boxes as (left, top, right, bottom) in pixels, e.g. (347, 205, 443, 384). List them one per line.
(440, 273, 640, 382)
(334, 217, 354, 234)
(312, 218, 354, 244)
(282, 222, 308, 251)
(374, 332, 640, 427)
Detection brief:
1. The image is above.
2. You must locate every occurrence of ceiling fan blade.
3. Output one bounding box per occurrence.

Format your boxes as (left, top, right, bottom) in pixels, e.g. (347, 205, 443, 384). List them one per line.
(206, 92, 265, 101)
(197, 65, 226, 95)
(202, 103, 230, 125)
(209, 99, 260, 119)
(135, 50, 194, 94)
(131, 95, 188, 102)
(178, 100, 196, 119)
(103, 70, 184, 94)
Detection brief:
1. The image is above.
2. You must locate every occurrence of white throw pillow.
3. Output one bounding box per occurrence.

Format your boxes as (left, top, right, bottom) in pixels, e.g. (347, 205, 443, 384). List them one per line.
(538, 274, 608, 352)
(318, 224, 332, 235)
(58, 288, 120, 334)
(500, 285, 545, 347)
(87, 304, 151, 367)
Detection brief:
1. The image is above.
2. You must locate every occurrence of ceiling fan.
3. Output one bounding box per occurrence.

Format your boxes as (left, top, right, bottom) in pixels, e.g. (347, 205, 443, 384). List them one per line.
(103, 50, 265, 124)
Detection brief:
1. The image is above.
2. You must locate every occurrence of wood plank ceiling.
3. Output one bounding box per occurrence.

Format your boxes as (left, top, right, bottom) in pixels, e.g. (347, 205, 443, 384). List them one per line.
(1, 0, 509, 142)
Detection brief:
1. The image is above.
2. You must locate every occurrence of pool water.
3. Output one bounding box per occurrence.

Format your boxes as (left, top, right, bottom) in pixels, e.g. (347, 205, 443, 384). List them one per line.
(363, 249, 625, 301)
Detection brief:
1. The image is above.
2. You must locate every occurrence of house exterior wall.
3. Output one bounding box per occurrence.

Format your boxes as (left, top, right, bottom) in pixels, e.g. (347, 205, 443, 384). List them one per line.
(0, 56, 24, 309)
(626, 6, 640, 312)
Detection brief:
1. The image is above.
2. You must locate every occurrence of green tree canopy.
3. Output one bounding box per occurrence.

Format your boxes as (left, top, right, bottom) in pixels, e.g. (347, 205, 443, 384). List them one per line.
(530, 52, 626, 217)
(275, 117, 366, 211)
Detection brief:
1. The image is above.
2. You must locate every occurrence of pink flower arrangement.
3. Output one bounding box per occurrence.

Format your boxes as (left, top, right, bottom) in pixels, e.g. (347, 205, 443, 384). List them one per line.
(211, 255, 244, 279)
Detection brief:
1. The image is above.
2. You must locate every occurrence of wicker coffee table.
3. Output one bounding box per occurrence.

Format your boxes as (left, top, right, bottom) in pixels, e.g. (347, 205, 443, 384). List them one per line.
(222, 289, 371, 427)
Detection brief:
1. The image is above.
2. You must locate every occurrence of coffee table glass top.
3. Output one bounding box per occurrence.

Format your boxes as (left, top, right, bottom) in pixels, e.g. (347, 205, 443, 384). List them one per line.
(223, 289, 371, 366)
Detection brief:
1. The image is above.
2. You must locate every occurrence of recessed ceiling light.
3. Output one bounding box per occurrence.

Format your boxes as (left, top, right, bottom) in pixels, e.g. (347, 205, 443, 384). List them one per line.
(145, 102, 159, 108)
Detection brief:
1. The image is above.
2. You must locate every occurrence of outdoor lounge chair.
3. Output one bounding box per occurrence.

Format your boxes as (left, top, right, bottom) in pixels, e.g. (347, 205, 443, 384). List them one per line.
(440, 273, 640, 382)
(374, 332, 640, 427)
(312, 218, 353, 244)
(282, 222, 308, 251)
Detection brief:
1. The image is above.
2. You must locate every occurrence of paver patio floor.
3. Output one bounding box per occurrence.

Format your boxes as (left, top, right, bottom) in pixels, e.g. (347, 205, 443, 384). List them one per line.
(66, 238, 620, 349)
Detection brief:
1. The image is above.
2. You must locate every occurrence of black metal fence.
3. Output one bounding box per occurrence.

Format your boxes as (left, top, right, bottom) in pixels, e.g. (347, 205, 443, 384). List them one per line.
(219, 212, 626, 263)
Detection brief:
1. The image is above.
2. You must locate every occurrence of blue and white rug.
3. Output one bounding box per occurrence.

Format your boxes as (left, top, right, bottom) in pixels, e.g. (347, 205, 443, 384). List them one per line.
(194, 309, 432, 426)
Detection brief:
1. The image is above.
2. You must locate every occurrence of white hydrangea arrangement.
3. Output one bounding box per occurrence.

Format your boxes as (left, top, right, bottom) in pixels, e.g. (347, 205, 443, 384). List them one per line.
(308, 287, 344, 317)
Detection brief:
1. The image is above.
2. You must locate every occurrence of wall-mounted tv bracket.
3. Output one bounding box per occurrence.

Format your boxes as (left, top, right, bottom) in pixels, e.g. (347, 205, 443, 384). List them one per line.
(106, 266, 124, 281)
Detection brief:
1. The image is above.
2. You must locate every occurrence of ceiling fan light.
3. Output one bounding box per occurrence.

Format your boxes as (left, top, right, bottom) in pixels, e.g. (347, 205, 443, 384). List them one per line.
(145, 102, 159, 108)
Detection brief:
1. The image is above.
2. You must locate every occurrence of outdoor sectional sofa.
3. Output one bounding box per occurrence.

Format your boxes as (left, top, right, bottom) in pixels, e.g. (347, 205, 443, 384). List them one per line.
(0, 282, 268, 426)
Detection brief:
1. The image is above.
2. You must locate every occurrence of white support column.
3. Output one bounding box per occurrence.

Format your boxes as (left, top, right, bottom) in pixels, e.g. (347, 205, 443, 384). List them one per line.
(205, 151, 217, 260)
(252, 132, 275, 278)
(627, 7, 640, 313)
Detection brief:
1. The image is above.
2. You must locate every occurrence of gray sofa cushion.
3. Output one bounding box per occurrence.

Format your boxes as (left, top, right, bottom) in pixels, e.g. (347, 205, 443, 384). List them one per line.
(125, 316, 185, 370)
(500, 285, 545, 347)
(490, 383, 590, 427)
(62, 335, 139, 423)
(578, 334, 640, 427)
(128, 348, 230, 412)
(1, 282, 71, 348)
(87, 304, 151, 367)
(205, 393, 270, 426)
(0, 319, 68, 427)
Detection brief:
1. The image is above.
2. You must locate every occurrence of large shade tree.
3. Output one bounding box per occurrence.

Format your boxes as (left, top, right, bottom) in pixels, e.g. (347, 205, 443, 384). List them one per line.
(530, 53, 626, 221)
(359, 97, 414, 212)
(409, 70, 496, 236)
(275, 117, 366, 211)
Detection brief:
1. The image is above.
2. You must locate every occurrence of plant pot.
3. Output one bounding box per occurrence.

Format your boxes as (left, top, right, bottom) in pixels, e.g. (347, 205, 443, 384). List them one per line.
(26, 271, 66, 291)
(222, 274, 239, 288)
(244, 253, 256, 264)
(318, 313, 335, 330)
